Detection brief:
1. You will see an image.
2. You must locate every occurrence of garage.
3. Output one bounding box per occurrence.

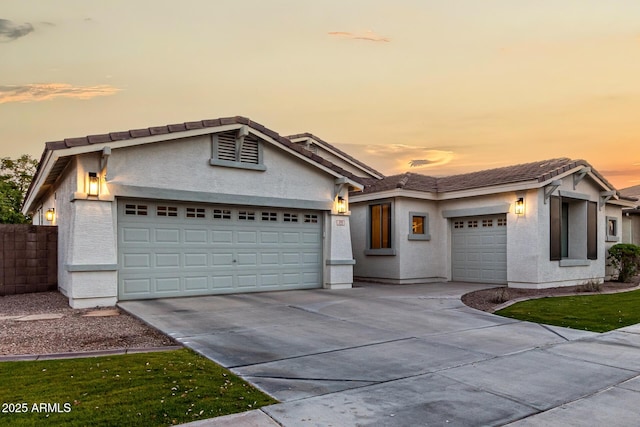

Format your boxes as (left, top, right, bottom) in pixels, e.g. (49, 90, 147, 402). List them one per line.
(118, 199, 323, 300)
(451, 214, 507, 284)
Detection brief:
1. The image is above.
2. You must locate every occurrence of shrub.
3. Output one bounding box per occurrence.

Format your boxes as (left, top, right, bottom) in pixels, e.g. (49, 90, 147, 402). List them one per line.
(608, 243, 640, 282)
(490, 287, 510, 304)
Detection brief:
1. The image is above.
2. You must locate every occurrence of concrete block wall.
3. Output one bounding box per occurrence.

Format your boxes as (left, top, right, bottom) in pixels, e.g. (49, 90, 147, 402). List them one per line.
(0, 225, 57, 295)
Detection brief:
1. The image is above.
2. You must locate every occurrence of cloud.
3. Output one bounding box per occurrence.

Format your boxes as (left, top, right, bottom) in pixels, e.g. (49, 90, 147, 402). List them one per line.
(0, 18, 34, 42)
(328, 30, 390, 43)
(340, 143, 453, 174)
(0, 83, 121, 104)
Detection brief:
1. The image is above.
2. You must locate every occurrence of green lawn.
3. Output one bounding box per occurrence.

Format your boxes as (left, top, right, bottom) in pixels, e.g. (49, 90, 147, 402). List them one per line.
(496, 289, 640, 333)
(0, 349, 277, 426)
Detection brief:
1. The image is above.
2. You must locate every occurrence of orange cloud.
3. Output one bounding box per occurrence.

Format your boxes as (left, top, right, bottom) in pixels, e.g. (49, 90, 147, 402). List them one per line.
(328, 30, 390, 43)
(340, 143, 453, 175)
(0, 83, 121, 104)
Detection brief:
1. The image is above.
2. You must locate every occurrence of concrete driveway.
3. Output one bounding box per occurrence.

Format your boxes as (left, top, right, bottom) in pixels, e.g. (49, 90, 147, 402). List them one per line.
(120, 282, 640, 426)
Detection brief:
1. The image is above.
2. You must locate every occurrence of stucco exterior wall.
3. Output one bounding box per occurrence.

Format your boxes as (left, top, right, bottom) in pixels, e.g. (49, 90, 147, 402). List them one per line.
(41, 132, 355, 307)
(522, 176, 610, 288)
(351, 200, 401, 281)
(107, 135, 335, 203)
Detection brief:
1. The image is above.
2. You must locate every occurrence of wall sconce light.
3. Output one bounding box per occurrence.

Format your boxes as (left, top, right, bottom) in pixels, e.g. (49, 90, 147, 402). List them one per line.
(87, 172, 99, 197)
(45, 208, 55, 222)
(514, 197, 525, 215)
(337, 196, 347, 214)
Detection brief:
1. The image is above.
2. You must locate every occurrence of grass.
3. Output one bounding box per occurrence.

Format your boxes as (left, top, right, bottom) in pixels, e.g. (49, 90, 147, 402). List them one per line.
(495, 289, 640, 333)
(0, 349, 277, 426)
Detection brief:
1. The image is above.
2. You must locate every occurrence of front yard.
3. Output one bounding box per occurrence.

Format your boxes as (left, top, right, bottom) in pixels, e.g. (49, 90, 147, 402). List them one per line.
(495, 288, 640, 332)
(0, 349, 277, 426)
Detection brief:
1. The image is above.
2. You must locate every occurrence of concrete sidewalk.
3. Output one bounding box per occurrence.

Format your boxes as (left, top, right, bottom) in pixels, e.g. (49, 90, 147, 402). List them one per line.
(121, 282, 640, 426)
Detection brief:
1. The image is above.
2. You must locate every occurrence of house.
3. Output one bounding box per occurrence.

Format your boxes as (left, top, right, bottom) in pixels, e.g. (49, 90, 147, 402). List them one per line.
(620, 185, 640, 245)
(22, 117, 377, 308)
(350, 158, 637, 288)
(22, 116, 637, 307)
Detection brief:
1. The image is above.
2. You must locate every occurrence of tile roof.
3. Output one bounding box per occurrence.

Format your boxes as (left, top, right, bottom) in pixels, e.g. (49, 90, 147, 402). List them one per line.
(620, 184, 640, 198)
(286, 132, 384, 178)
(28, 117, 370, 204)
(358, 158, 620, 195)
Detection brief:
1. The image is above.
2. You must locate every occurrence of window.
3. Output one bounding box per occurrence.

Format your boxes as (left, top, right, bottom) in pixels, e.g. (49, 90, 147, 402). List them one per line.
(550, 196, 597, 262)
(468, 220, 478, 228)
(453, 221, 464, 229)
(497, 218, 507, 227)
(262, 211, 278, 222)
(370, 203, 392, 249)
(210, 130, 266, 171)
(408, 211, 431, 241)
(239, 211, 255, 221)
(482, 219, 493, 227)
(186, 207, 206, 218)
(606, 216, 620, 242)
(304, 214, 318, 223)
(157, 206, 178, 217)
(213, 209, 231, 219)
(283, 213, 298, 223)
(125, 204, 147, 216)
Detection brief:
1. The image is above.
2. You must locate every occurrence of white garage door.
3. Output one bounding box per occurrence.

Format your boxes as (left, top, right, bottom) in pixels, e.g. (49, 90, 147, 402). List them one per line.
(117, 200, 323, 300)
(451, 215, 507, 284)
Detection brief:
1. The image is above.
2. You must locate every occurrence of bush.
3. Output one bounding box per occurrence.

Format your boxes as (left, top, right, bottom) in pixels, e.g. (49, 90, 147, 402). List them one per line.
(576, 279, 602, 293)
(608, 244, 640, 282)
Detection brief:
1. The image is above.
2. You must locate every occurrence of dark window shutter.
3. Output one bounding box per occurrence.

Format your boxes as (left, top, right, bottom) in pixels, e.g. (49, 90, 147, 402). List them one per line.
(587, 201, 597, 260)
(550, 196, 561, 260)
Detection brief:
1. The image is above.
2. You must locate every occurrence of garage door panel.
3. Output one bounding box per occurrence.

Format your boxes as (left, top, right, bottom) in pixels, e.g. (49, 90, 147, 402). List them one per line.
(212, 230, 233, 243)
(184, 253, 207, 267)
(156, 253, 180, 268)
(451, 214, 507, 285)
(118, 200, 322, 300)
(155, 229, 180, 243)
(185, 276, 208, 291)
(123, 228, 150, 243)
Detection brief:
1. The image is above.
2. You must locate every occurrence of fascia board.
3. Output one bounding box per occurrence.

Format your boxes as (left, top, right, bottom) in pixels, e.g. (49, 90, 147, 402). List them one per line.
(435, 181, 538, 200)
(290, 135, 384, 179)
(49, 124, 243, 158)
(22, 151, 57, 214)
(248, 129, 363, 184)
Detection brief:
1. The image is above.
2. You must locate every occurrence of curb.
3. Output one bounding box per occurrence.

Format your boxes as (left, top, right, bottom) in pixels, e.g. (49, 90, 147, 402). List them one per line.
(491, 284, 640, 313)
(0, 345, 183, 362)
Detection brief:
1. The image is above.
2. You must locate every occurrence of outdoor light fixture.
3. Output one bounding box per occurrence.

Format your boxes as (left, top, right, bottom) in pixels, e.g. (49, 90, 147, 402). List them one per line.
(337, 196, 347, 214)
(515, 197, 525, 215)
(45, 208, 55, 222)
(87, 172, 99, 197)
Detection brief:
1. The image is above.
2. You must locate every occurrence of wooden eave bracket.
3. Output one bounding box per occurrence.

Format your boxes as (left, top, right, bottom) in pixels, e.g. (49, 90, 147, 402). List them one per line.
(544, 180, 562, 204)
(599, 190, 616, 210)
(235, 125, 249, 159)
(334, 177, 348, 198)
(100, 147, 111, 178)
(573, 167, 591, 189)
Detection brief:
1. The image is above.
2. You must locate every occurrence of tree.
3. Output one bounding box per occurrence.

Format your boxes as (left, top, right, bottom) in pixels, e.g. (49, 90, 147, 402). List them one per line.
(0, 154, 38, 224)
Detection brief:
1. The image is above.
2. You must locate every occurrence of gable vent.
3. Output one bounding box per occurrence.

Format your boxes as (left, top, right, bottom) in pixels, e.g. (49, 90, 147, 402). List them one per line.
(240, 137, 259, 164)
(217, 133, 237, 161)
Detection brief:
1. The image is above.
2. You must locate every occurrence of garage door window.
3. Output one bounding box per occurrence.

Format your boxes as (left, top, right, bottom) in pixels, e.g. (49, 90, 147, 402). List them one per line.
(125, 204, 147, 216)
(304, 214, 318, 223)
(262, 212, 278, 221)
(157, 206, 178, 217)
(239, 211, 256, 221)
(284, 213, 298, 222)
(213, 209, 231, 219)
(186, 207, 206, 218)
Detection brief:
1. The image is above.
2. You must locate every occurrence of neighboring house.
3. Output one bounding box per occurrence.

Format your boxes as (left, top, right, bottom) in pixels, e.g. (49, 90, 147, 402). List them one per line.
(620, 185, 640, 245)
(350, 158, 637, 289)
(22, 116, 638, 307)
(22, 117, 375, 308)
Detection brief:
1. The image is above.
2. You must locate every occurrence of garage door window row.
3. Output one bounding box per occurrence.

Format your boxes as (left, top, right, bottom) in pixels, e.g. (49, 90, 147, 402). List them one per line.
(454, 218, 507, 229)
(124, 203, 319, 225)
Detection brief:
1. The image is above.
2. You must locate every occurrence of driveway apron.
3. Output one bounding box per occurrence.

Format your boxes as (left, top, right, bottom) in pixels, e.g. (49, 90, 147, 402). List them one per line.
(120, 282, 640, 426)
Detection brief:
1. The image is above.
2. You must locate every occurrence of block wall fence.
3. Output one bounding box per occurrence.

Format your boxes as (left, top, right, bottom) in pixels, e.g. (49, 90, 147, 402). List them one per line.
(0, 225, 57, 296)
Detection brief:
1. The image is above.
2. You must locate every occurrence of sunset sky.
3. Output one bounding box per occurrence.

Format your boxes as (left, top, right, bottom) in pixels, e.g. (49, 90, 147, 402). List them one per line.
(2, 1, 639, 188)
